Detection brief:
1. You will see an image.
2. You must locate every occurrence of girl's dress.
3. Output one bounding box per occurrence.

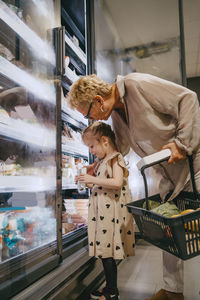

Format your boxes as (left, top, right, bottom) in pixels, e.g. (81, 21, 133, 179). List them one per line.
(88, 152, 135, 259)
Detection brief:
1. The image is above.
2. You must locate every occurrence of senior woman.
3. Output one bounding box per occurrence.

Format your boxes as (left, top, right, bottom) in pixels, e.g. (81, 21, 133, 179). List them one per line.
(68, 73, 200, 300)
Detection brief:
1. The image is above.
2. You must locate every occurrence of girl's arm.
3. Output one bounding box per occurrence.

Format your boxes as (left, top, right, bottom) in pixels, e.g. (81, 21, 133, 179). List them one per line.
(78, 156, 123, 189)
(85, 161, 98, 175)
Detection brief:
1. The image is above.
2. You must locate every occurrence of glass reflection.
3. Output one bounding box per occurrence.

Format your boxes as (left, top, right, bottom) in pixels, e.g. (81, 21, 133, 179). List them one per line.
(0, 0, 57, 263)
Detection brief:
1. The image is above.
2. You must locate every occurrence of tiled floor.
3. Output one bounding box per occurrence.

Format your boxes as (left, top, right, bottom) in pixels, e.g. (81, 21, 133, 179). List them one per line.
(116, 240, 200, 300)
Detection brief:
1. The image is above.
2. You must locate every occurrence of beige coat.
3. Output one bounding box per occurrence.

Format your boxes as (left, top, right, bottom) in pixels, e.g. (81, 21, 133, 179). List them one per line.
(112, 73, 200, 199)
(88, 152, 135, 259)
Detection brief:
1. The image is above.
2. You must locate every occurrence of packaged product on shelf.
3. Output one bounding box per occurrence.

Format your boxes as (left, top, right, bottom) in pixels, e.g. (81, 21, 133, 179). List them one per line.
(70, 213, 87, 225)
(62, 198, 88, 234)
(62, 211, 68, 223)
(0, 211, 26, 259)
(70, 130, 82, 143)
(75, 199, 88, 220)
(0, 106, 10, 124)
(65, 56, 70, 69)
(14, 105, 38, 124)
(63, 199, 77, 214)
(0, 160, 22, 176)
(62, 154, 69, 167)
(12, 59, 26, 70)
(77, 167, 87, 193)
(62, 222, 77, 234)
(62, 123, 73, 144)
(0, 43, 15, 61)
(65, 67, 79, 82)
(71, 35, 79, 47)
(0, 207, 56, 261)
(75, 157, 88, 170)
(62, 156, 77, 184)
(22, 207, 56, 248)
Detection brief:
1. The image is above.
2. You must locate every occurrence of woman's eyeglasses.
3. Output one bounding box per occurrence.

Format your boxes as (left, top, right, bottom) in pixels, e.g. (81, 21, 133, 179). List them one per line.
(84, 102, 93, 119)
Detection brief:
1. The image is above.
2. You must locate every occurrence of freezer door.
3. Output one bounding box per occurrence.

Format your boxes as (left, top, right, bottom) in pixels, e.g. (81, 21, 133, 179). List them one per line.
(0, 0, 61, 297)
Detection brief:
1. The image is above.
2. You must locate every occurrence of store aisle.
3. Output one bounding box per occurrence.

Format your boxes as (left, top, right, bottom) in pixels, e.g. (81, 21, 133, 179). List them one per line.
(116, 240, 200, 300)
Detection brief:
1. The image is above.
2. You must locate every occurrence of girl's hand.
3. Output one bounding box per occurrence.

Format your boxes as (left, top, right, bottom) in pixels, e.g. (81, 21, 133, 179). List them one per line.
(162, 142, 186, 164)
(86, 162, 98, 176)
(75, 175, 79, 184)
(79, 174, 95, 184)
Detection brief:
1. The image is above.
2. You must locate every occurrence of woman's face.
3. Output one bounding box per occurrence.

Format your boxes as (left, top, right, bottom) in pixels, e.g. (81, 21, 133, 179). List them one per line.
(83, 133, 106, 160)
(77, 97, 112, 121)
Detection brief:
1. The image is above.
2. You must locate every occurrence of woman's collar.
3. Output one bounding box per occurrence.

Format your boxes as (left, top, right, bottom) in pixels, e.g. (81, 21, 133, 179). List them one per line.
(116, 75, 125, 98)
(115, 75, 129, 125)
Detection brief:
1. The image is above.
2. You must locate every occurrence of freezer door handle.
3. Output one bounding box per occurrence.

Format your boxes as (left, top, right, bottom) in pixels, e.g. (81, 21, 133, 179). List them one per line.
(53, 26, 65, 76)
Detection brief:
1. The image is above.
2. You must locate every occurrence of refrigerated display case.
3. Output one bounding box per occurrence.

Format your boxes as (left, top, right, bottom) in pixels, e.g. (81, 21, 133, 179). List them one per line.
(0, 0, 61, 298)
(0, 1, 99, 299)
(60, 0, 90, 242)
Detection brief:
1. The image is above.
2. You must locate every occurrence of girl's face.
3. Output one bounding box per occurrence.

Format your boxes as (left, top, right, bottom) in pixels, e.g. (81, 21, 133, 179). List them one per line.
(83, 133, 106, 160)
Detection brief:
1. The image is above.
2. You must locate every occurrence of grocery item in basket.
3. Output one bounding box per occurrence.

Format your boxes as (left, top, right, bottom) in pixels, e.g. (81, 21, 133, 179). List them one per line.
(180, 209, 195, 215)
(142, 199, 160, 210)
(151, 201, 181, 217)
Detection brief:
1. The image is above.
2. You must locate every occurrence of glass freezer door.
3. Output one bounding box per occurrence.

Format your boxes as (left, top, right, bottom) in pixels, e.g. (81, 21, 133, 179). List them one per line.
(0, 0, 59, 293)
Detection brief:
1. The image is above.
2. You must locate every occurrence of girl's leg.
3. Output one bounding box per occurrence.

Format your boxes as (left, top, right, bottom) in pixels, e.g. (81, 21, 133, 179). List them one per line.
(101, 257, 118, 294)
(90, 258, 118, 299)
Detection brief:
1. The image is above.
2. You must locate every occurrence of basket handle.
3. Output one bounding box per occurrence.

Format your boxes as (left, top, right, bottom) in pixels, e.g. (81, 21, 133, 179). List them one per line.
(187, 155, 199, 200)
(141, 154, 199, 211)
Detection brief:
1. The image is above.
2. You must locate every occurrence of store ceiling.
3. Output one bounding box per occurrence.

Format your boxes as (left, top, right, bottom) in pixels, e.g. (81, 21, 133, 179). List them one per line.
(101, 0, 200, 81)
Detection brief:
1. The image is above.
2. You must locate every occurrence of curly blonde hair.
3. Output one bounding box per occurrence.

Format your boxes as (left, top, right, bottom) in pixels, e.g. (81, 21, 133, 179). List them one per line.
(68, 74, 112, 109)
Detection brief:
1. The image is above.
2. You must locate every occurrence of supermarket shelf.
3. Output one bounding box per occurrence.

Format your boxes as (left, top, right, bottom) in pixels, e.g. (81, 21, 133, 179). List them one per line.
(61, 79, 71, 92)
(0, 119, 56, 149)
(69, 55, 85, 75)
(0, 1, 55, 65)
(0, 73, 15, 90)
(62, 144, 88, 158)
(62, 182, 77, 190)
(62, 106, 88, 126)
(64, 66, 80, 83)
(0, 56, 56, 104)
(62, 7, 85, 48)
(65, 34, 86, 65)
(0, 176, 56, 192)
(61, 111, 87, 130)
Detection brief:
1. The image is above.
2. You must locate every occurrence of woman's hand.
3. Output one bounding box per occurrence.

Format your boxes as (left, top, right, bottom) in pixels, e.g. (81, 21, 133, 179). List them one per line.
(162, 142, 186, 164)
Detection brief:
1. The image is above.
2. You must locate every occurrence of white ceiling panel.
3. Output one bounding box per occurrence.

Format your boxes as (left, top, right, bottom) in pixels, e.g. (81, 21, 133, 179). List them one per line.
(100, 0, 200, 79)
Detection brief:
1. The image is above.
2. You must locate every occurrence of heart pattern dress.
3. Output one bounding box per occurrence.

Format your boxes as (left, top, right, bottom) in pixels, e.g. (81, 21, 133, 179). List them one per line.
(88, 152, 135, 259)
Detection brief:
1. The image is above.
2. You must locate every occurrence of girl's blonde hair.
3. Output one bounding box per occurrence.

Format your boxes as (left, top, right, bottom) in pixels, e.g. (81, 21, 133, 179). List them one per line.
(82, 121, 117, 150)
(68, 74, 112, 109)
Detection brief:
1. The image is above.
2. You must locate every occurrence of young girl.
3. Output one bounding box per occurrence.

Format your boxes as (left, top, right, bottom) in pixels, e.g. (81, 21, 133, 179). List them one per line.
(78, 121, 135, 300)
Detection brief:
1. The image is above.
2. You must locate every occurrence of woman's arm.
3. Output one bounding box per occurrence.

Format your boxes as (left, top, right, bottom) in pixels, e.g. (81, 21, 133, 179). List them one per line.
(78, 157, 124, 189)
(127, 75, 200, 162)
